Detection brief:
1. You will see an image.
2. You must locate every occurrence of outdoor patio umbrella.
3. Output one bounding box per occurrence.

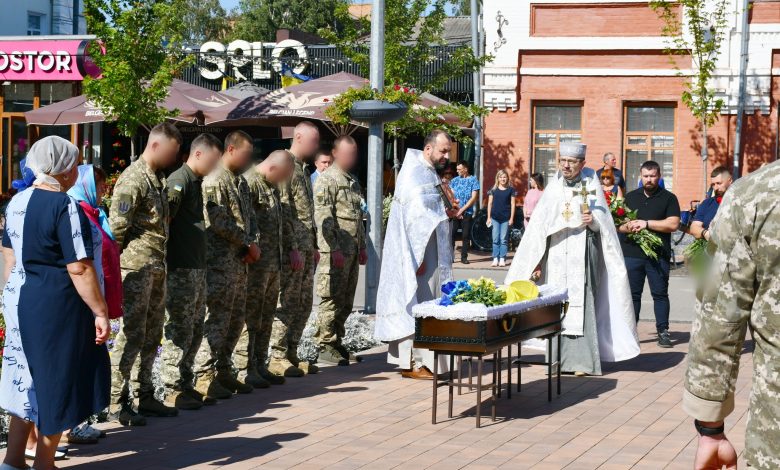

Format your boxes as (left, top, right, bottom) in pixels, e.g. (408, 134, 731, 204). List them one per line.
(24, 79, 237, 126)
(221, 81, 271, 100)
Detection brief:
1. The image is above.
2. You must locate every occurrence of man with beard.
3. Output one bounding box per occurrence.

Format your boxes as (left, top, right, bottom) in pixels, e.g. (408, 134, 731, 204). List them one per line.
(689, 166, 732, 242)
(620, 160, 681, 349)
(375, 130, 460, 379)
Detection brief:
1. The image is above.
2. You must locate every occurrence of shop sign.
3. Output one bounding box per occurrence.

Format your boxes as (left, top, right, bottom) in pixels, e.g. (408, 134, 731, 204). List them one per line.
(198, 39, 309, 82)
(0, 40, 99, 81)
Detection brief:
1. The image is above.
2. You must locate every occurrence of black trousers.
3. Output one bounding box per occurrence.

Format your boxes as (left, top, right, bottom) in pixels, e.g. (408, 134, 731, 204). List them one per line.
(452, 213, 473, 260)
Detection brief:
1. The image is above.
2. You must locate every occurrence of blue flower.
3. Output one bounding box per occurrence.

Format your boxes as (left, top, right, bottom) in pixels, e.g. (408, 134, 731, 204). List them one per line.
(441, 281, 458, 296)
(438, 295, 453, 306)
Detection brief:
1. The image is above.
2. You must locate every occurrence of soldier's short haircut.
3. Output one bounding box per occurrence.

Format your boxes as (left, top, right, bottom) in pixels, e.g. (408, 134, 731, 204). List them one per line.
(225, 130, 253, 150)
(294, 120, 319, 136)
(424, 129, 452, 149)
(711, 166, 731, 178)
(149, 122, 183, 145)
(190, 133, 223, 154)
(315, 150, 332, 162)
(640, 160, 661, 175)
(333, 135, 356, 150)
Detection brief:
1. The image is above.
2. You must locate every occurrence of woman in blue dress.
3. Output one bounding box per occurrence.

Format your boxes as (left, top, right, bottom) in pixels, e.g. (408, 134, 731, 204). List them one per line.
(0, 136, 110, 470)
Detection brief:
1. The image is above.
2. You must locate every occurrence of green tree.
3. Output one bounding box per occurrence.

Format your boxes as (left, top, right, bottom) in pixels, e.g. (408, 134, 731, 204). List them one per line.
(319, 0, 490, 141)
(230, 0, 348, 42)
(182, 0, 229, 43)
(83, 0, 193, 154)
(651, 0, 730, 195)
(449, 0, 471, 16)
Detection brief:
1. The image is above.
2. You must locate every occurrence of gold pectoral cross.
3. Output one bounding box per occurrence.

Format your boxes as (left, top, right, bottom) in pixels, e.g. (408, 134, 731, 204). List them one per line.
(562, 202, 574, 222)
(576, 184, 596, 214)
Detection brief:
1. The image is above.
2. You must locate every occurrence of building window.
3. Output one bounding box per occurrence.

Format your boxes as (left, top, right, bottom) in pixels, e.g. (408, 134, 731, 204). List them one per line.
(532, 104, 582, 183)
(623, 105, 675, 191)
(27, 13, 43, 36)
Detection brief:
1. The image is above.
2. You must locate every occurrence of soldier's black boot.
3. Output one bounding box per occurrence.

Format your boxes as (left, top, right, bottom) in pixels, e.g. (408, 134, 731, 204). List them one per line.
(336, 344, 363, 363)
(185, 387, 217, 406)
(138, 392, 179, 417)
(244, 367, 271, 389)
(259, 366, 286, 385)
(109, 400, 147, 426)
(217, 371, 254, 394)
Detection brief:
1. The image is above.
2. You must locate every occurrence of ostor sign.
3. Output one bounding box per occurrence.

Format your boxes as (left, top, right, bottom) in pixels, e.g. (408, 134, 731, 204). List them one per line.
(0, 40, 99, 81)
(198, 39, 309, 81)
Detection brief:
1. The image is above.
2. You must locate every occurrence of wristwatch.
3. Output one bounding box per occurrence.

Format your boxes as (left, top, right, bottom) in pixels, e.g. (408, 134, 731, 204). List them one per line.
(694, 420, 724, 436)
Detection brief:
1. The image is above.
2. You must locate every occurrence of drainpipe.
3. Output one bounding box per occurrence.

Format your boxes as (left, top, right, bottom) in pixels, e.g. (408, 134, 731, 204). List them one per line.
(732, 0, 751, 179)
(471, 0, 482, 206)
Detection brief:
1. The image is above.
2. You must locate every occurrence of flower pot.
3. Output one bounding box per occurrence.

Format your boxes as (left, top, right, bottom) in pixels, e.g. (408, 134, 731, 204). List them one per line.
(349, 100, 408, 123)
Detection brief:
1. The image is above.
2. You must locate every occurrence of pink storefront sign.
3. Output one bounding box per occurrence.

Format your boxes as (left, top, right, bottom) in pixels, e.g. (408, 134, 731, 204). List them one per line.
(0, 39, 100, 81)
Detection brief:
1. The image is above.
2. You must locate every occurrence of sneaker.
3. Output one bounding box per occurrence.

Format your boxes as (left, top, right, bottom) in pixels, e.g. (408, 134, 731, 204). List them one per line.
(259, 367, 286, 385)
(139, 393, 179, 417)
(658, 330, 673, 348)
(109, 402, 147, 426)
(184, 387, 217, 406)
(268, 358, 305, 377)
(217, 371, 254, 394)
(195, 371, 233, 400)
(172, 391, 204, 410)
(24, 447, 68, 460)
(499, 258, 506, 267)
(66, 423, 99, 444)
(317, 345, 349, 366)
(244, 369, 271, 389)
(491, 258, 498, 267)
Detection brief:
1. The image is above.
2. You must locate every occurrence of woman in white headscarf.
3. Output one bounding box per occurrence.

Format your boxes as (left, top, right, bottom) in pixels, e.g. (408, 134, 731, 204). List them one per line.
(0, 136, 110, 470)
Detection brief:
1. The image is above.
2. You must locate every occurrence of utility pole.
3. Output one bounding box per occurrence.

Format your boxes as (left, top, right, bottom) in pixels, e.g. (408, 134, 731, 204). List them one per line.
(732, 0, 750, 180)
(470, 0, 483, 203)
(364, 0, 385, 314)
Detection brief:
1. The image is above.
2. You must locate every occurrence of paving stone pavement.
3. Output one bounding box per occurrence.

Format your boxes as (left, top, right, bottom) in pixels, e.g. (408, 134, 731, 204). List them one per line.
(27, 322, 753, 470)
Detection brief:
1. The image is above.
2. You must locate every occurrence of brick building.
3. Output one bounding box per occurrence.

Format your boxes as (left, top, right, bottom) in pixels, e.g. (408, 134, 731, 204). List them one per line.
(481, 0, 780, 207)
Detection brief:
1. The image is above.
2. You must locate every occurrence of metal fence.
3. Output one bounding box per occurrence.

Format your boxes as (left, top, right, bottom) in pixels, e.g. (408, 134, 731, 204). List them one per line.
(180, 44, 475, 104)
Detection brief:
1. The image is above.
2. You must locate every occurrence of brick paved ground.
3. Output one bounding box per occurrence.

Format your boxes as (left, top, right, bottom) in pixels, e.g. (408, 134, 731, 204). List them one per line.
(38, 322, 752, 470)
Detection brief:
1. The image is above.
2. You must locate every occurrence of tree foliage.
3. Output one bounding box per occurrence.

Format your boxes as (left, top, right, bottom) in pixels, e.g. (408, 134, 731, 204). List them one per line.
(229, 0, 349, 42)
(319, 0, 490, 141)
(182, 0, 230, 44)
(650, 0, 729, 127)
(83, 0, 193, 140)
(449, 0, 472, 16)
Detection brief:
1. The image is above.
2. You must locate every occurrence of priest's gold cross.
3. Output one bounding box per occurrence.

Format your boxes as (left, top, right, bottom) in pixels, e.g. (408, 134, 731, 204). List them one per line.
(576, 184, 597, 214)
(562, 203, 574, 222)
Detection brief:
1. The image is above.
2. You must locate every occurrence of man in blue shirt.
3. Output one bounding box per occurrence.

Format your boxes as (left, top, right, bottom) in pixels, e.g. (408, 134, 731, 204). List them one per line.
(596, 152, 626, 192)
(310, 150, 332, 186)
(690, 166, 732, 241)
(449, 161, 480, 264)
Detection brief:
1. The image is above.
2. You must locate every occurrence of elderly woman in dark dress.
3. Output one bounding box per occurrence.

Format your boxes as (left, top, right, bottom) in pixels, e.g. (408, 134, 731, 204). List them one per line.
(0, 136, 110, 470)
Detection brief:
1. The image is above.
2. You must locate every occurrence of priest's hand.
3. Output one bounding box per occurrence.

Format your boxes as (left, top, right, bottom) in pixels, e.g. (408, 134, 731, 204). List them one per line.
(289, 250, 304, 271)
(331, 250, 345, 269)
(359, 248, 368, 265)
(694, 434, 737, 470)
(582, 212, 594, 226)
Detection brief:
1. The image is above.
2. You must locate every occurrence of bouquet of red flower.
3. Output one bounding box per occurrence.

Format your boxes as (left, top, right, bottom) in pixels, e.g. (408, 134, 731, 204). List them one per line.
(605, 192, 663, 260)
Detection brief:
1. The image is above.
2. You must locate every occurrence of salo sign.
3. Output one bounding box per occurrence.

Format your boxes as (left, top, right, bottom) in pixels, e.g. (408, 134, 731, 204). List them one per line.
(198, 39, 309, 81)
(0, 40, 99, 81)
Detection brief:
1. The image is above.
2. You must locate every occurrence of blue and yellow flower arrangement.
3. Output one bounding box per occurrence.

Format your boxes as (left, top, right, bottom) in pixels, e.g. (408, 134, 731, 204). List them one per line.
(438, 277, 507, 307)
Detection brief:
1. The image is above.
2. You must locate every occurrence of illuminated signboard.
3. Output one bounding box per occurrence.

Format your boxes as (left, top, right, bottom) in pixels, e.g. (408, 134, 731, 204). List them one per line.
(197, 39, 309, 81)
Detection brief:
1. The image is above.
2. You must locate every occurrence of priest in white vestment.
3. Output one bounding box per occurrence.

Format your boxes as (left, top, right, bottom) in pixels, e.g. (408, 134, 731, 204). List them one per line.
(506, 142, 639, 375)
(375, 130, 458, 380)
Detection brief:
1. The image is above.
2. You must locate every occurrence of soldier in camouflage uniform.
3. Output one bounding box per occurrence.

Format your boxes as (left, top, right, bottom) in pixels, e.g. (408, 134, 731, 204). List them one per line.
(194, 130, 260, 399)
(234, 150, 295, 388)
(313, 136, 367, 366)
(683, 161, 780, 470)
(108, 123, 182, 426)
(271, 121, 321, 377)
(161, 133, 223, 410)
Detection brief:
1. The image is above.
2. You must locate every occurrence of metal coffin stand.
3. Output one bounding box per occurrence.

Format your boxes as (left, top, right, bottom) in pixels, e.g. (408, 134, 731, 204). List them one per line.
(414, 302, 567, 428)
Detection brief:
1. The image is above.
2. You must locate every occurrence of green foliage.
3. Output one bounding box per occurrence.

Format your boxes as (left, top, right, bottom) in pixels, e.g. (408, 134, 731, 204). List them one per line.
(230, 0, 349, 42)
(182, 0, 230, 43)
(382, 193, 394, 229)
(319, 0, 490, 141)
(650, 0, 729, 127)
(449, 0, 472, 16)
(83, 0, 194, 140)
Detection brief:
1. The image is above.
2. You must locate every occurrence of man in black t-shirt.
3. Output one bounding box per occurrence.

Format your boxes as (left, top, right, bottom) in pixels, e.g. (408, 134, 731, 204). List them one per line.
(619, 161, 680, 348)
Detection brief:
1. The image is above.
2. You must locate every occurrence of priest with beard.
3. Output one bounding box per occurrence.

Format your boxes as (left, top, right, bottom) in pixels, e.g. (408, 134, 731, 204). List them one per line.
(505, 142, 639, 376)
(375, 130, 459, 380)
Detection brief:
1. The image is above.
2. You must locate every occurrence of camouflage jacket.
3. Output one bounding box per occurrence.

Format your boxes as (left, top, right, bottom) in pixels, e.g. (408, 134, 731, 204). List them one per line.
(279, 155, 316, 253)
(313, 164, 366, 255)
(202, 164, 255, 268)
(244, 167, 286, 272)
(683, 161, 780, 470)
(109, 157, 169, 271)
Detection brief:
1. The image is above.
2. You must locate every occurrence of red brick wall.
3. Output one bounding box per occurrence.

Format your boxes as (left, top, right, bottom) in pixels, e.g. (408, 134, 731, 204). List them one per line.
(482, 72, 779, 208)
(749, 1, 780, 24)
(531, 3, 677, 37)
(521, 50, 691, 69)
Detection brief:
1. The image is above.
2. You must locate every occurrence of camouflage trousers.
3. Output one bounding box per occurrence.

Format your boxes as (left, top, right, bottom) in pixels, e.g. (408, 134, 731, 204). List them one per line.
(194, 263, 248, 376)
(271, 250, 315, 360)
(161, 268, 207, 394)
(314, 252, 360, 348)
(111, 267, 166, 403)
(234, 268, 280, 373)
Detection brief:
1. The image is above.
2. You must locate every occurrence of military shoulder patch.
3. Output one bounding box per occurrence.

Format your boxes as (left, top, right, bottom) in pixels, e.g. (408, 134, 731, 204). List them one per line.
(173, 184, 183, 192)
(205, 186, 218, 203)
(117, 195, 133, 215)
